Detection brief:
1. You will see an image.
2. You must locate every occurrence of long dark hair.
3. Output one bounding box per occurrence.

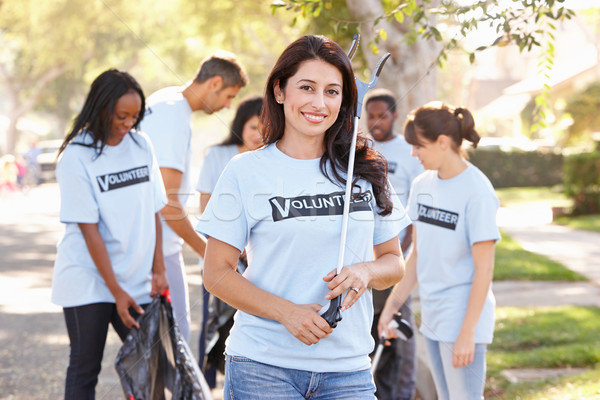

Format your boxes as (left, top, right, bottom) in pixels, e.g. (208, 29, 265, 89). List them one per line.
(58, 69, 145, 156)
(261, 35, 392, 215)
(220, 95, 263, 146)
(404, 101, 480, 151)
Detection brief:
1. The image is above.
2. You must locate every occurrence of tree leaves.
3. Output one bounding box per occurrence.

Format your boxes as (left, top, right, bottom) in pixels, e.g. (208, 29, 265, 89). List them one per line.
(273, 0, 576, 68)
(273, 0, 578, 138)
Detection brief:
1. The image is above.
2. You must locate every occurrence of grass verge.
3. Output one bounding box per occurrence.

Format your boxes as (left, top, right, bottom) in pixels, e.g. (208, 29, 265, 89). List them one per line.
(487, 306, 600, 398)
(501, 369, 600, 399)
(494, 231, 586, 281)
(495, 186, 600, 234)
(495, 186, 571, 208)
(554, 214, 600, 234)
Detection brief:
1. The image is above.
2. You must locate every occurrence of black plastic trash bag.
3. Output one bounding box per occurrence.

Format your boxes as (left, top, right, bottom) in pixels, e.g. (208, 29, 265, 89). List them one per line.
(115, 293, 213, 400)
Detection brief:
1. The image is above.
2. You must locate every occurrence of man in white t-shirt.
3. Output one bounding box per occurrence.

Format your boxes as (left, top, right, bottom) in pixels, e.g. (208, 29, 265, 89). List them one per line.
(139, 51, 248, 342)
(366, 89, 423, 400)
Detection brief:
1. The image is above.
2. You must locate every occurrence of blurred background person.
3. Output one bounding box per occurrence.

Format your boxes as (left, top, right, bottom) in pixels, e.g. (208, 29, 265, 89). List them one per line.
(139, 51, 248, 342)
(365, 89, 423, 400)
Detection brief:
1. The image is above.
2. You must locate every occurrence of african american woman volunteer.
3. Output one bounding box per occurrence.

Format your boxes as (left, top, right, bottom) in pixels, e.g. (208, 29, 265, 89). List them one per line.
(52, 69, 168, 399)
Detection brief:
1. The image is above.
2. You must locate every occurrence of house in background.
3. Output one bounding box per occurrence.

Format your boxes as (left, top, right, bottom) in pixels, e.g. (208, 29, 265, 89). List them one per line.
(478, 50, 599, 147)
(463, 5, 600, 148)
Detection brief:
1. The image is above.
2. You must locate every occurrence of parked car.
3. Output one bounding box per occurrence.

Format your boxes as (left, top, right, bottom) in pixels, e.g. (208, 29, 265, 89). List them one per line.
(36, 139, 62, 182)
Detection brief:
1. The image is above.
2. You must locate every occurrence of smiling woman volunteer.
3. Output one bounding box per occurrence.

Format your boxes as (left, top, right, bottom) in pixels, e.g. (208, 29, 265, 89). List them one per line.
(51, 69, 168, 399)
(196, 35, 410, 400)
(378, 102, 500, 400)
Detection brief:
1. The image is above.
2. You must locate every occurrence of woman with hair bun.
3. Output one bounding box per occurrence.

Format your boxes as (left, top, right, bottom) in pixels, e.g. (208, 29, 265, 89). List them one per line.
(378, 101, 499, 400)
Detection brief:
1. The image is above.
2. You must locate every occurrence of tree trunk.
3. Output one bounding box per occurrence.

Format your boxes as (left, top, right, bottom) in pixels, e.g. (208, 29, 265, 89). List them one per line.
(345, 0, 441, 122)
(4, 116, 19, 156)
(0, 64, 69, 154)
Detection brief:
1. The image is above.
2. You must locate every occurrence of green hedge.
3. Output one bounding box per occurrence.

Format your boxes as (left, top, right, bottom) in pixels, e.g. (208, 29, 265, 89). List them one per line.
(467, 149, 564, 188)
(563, 152, 600, 215)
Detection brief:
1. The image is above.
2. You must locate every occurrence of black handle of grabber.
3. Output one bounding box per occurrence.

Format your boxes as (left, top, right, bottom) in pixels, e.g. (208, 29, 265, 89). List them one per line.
(322, 294, 343, 328)
(392, 313, 414, 340)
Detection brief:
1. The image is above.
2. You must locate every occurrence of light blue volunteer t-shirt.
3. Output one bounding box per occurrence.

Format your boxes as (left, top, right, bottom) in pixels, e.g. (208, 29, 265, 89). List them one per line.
(372, 134, 423, 207)
(196, 143, 410, 373)
(139, 86, 193, 257)
(52, 131, 167, 307)
(372, 134, 423, 243)
(407, 163, 500, 344)
(196, 144, 239, 194)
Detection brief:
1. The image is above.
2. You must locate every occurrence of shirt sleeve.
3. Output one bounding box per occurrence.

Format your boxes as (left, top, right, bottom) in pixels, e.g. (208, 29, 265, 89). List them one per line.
(406, 180, 418, 221)
(466, 192, 500, 246)
(56, 148, 99, 224)
(373, 181, 412, 245)
(144, 111, 190, 173)
(410, 157, 425, 183)
(409, 159, 425, 195)
(145, 136, 168, 212)
(196, 147, 219, 193)
(195, 165, 248, 252)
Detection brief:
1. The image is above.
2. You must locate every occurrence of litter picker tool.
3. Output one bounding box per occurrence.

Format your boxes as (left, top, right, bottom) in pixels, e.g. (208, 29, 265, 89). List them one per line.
(320, 35, 391, 328)
(370, 313, 414, 375)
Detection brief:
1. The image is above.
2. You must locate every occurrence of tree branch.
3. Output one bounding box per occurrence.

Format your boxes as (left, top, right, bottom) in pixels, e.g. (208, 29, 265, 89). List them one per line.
(14, 64, 71, 117)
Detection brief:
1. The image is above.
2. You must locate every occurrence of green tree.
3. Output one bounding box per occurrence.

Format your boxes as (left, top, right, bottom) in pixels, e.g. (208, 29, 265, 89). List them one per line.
(0, 0, 300, 154)
(0, 0, 154, 153)
(126, 0, 301, 95)
(273, 0, 575, 122)
(565, 81, 600, 145)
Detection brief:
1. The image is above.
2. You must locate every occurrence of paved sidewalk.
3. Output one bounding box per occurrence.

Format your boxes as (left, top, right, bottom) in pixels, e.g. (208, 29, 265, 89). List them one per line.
(493, 215, 600, 308)
(496, 204, 600, 306)
(500, 223, 600, 286)
(494, 280, 600, 307)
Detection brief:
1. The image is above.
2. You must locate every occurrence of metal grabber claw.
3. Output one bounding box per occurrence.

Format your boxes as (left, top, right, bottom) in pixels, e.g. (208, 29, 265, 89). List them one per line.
(321, 35, 391, 328)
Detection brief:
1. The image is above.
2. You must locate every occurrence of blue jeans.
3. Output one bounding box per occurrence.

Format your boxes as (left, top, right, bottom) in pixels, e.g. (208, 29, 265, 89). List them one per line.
(424, 337, 487, 400)
(223, 355, 376, 400)
(63, 302, 145, 400)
